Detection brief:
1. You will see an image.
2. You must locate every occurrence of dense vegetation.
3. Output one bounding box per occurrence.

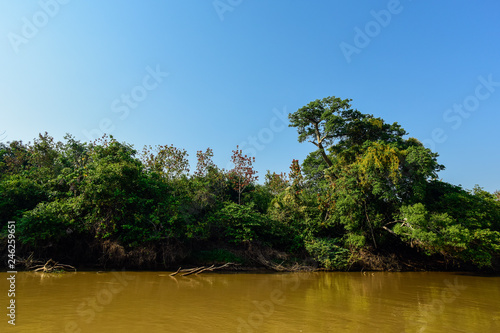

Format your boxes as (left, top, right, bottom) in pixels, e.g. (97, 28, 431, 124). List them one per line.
(1, 96, 499, 271)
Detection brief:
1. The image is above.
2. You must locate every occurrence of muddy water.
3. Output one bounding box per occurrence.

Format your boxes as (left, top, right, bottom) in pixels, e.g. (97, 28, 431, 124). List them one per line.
(1, 271, 499, 332)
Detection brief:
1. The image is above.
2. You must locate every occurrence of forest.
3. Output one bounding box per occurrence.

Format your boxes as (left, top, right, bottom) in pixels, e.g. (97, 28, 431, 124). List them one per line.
(1, 96, 499, 271)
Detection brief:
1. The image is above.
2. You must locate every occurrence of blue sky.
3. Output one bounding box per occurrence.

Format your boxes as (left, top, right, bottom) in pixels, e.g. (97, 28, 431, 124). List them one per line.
(1, 1, 499, 192)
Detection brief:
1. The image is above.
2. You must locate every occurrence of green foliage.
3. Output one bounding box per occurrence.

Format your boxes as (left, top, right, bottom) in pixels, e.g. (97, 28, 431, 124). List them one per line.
(18, 198, 82, 246)
(1, 106, 498, 271)
(305, 237, 350, 270)
(288, 96, 408, 181)
(209, 202, 265, 244)
(428, 184, 500, 230)
(267, 188, 317, 233)
(0, 140, 30, 176)
(141, 144, 190, 181)
(242, 184, 273, 214)
(264, 170, 289, 195)
(288, 96, 354, 147)
(81, 139, 193, 246)
(394, 203, 500, 267)
(266, 188, 322, 251)
(0, 174, 48, 226)
(288, 95, 499, 270)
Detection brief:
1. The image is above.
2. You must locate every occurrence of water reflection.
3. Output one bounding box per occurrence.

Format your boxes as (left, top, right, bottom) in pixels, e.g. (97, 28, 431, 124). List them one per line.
(1, 271, 498, 332)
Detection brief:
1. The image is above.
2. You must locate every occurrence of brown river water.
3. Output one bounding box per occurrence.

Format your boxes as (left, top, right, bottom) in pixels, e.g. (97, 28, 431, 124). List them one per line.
(1, 271, 499, 332)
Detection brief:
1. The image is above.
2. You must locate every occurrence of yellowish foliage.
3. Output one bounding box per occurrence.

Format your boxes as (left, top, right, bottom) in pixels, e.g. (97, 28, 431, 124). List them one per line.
(355, 142, 401, 187)
(368, 118, 384, 129)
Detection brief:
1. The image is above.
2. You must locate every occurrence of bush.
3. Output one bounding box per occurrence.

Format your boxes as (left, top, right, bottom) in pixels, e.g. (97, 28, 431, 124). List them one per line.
(305, 237, 350, 270)
(209, 202, 265, 244)
(395, 203, 500, 267)
(17, 198, 82, 247)
(0, 175, 47, 228)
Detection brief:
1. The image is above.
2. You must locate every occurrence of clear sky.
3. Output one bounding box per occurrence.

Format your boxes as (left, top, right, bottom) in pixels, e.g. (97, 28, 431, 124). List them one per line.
(1, 1, 499, 192)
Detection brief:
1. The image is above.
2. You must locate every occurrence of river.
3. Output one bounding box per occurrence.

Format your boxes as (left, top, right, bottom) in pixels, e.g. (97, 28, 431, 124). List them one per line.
(1, 271, 499, 332)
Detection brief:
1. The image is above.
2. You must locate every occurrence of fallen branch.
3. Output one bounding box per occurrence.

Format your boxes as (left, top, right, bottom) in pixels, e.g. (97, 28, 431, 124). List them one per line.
(31, 259, 76, 273)
(253, 249, 287, 272)
(18, 253, 44, 270)
(181, 266, 207, 277)
(169, 267, 182, 276)
(170, 263, 237, 277)
(196, 262, 231, 274)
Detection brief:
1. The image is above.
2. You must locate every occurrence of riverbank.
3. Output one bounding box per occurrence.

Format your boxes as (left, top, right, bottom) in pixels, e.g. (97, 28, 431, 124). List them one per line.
(3, 238, 498, 273)
(2, 133, 499, 274)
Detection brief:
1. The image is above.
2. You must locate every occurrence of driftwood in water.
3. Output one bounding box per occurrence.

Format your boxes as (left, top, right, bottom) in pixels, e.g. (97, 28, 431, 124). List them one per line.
(31, 259, 76, 273)
(170, 262, 235, 277)
(18, 253, 43, 270)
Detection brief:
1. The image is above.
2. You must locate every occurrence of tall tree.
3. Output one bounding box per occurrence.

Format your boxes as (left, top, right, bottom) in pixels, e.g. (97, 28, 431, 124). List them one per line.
(228, 146, 258, 205)
(288, 96, 352, 168)
(289, 96, 444, 250)
(288, 96, 408, 181)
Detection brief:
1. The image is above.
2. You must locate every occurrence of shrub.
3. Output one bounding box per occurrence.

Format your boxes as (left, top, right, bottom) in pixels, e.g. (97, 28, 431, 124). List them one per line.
(305, 237, 350, 270)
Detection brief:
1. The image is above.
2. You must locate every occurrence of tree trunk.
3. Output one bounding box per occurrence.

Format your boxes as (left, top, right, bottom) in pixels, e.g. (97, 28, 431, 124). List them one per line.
(318, 143, 333, 167)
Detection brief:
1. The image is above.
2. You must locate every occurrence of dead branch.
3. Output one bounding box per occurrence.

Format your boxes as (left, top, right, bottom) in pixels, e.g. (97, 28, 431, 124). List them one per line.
(17, 253, 44, 270)
(170, 263, 237, 277)
(183, 265, 215, 276)
(181, 266, 207, 277)
(31, 259, 76, 273)
(169, 267, 182, 276)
